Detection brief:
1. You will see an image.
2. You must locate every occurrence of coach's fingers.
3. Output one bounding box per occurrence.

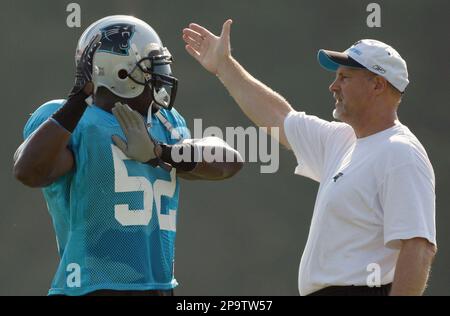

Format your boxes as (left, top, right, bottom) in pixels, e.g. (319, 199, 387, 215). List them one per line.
(184, 38, 201, 52)
(182, 28, 204, 43)
(188, 23, 216, 39)
(220, 19, 233, 40)
(185, 44, 201, 61)
(183, 34, 202, 50)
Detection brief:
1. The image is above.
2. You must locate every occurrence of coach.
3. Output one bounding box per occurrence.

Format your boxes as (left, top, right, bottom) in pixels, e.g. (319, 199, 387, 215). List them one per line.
(182, 20, 437, 296)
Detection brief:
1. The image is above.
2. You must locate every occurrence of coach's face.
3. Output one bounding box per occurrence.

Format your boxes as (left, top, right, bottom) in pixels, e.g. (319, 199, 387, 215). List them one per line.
(329, 66, 376, 123)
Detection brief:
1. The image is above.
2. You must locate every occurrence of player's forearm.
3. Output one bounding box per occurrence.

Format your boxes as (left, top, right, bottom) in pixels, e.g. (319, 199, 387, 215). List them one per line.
(13, 119, 72, 187)
(390, 238, 437, 296)
(217, 56, 293, 133)
(161, 137, 243, 180)
(181, 152, 243, 180)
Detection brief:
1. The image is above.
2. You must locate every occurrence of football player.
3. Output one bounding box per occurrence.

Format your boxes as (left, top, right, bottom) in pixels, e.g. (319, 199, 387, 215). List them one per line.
(13, 15, 243, 296)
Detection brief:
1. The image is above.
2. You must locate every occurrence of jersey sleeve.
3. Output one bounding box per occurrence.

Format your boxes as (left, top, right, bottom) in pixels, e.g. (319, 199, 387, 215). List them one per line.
(23, 99, 66, 139)
(283, 110, 354, 182)
(380, 160, 436, 250)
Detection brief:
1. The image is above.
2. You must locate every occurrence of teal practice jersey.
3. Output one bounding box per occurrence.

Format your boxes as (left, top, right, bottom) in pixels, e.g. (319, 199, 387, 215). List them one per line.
(23, 100, 190, 296)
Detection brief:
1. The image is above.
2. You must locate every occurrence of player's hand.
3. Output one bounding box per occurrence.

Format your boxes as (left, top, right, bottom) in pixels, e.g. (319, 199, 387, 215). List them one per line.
(68, 33, 102, 98)
(182, 19, 232, 76)
(111, 102, 159, 163)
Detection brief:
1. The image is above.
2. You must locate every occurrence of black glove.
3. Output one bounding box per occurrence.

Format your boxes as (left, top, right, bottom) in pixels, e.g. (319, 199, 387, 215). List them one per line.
(51, 33, 102, 133)
(68, 33, 102, 98)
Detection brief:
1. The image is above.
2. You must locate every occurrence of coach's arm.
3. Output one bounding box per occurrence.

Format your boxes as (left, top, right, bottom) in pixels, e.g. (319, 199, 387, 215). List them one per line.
(390, 237, 437, 296)
(182, 20, 294, 149)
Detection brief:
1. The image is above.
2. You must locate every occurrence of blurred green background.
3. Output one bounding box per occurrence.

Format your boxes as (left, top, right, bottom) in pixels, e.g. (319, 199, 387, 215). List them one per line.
(1, 0, 448, 295)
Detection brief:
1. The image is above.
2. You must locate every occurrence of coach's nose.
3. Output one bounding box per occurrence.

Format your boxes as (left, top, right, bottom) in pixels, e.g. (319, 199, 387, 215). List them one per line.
(329, 77, 340, 93)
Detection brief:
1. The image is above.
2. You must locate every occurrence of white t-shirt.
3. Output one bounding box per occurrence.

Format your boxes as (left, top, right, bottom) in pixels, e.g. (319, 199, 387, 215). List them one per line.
(284, 111, 436, 296)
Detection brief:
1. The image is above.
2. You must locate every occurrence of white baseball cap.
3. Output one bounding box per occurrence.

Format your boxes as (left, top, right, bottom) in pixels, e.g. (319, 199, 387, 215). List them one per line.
(318, 39, 409, 93)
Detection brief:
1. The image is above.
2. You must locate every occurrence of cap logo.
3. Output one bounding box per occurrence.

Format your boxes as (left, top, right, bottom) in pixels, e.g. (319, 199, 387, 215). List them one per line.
(349, 47, 362, 55)
(372, 64, 386, 74)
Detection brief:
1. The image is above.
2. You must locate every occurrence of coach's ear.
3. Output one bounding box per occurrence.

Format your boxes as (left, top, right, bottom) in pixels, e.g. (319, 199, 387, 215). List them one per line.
(373, 75, 388, 95)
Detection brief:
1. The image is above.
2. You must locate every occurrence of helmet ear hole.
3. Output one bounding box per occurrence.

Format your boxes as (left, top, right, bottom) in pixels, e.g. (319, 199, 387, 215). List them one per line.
(117, 69, 128, 80)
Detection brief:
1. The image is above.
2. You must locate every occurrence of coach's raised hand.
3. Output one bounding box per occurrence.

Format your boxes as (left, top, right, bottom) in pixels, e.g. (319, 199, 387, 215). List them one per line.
(182, 19, 293, 148)
(182, 20, 232, 76)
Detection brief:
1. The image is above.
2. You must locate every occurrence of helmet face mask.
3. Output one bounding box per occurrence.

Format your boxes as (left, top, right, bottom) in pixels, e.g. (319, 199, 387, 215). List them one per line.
(76, 15, 178, 110)
(128, 47, 178, 110)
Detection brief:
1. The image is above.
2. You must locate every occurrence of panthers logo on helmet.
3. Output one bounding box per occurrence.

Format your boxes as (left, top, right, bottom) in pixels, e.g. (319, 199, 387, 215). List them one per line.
(98, 23, 135, 56)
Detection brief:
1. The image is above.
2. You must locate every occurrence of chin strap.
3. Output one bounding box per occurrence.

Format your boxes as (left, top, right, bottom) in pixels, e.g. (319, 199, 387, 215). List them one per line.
(146, 102, 182, 142)
(155, 111, 183, 142)
(146, 104, 184, 172)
